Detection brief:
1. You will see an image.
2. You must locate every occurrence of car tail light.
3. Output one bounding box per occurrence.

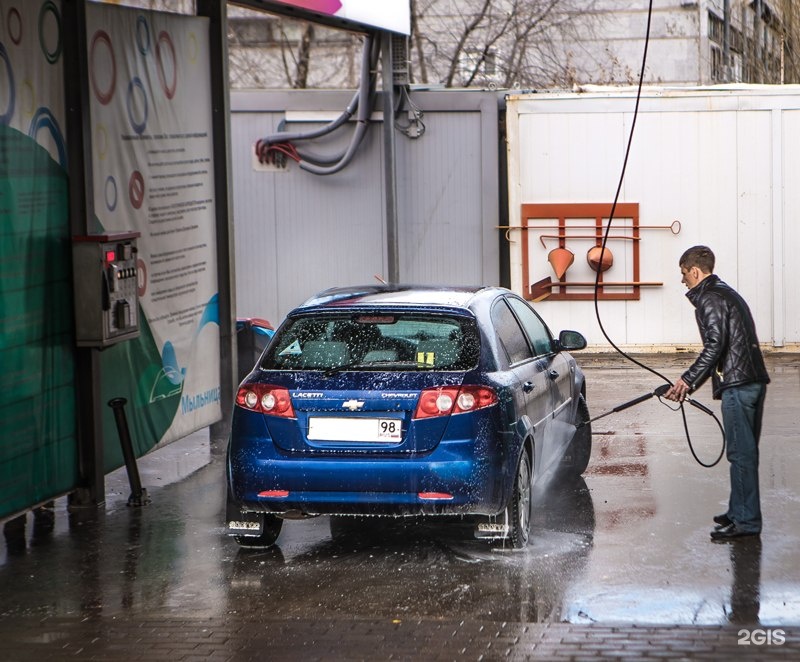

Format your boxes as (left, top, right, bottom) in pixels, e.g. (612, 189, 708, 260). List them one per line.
(413, 385, 497, 419)
(235, 383, 295, 418)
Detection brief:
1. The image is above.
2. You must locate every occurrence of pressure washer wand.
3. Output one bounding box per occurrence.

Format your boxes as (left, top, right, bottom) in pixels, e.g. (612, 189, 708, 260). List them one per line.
(577, 389, 659, 428)
(577, 383, 716, 429)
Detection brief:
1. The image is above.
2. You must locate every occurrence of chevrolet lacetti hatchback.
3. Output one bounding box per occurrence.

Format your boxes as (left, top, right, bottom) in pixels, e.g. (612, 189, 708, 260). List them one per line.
(226, 285, 591, 549)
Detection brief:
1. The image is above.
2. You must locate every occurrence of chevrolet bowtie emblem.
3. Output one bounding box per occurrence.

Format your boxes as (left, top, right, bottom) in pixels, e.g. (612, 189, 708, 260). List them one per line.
(342, 399, 365, 411)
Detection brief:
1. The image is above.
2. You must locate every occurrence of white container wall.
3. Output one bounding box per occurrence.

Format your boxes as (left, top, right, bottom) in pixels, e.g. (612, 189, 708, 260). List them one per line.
(230, 90, 501, 326)
(506, 86, 800, 351)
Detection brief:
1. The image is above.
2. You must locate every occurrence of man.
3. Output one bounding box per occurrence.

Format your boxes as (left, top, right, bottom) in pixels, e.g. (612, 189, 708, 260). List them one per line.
(664, 246, 769, 541)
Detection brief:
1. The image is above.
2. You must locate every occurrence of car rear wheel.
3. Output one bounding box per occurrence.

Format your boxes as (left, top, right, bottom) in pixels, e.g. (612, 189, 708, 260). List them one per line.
(506, 446, 532, 549)
(561, 394, 592, 477)
(234, 513, 283, 548)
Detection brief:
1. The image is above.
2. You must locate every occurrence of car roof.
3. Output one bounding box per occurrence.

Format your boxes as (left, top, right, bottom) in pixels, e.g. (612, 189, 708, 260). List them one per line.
(295, 284, 507, 312)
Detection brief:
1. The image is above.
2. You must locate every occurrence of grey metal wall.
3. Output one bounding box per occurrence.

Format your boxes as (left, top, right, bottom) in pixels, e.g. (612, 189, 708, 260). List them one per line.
(230, 90, 501, 325)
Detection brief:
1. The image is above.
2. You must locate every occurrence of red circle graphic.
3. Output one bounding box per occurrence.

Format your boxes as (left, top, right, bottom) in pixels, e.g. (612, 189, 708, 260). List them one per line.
(155, 31, 177, 99)
(129, 170, 145, 210)
(90, 30, 116, 105)
(8, 8, 23, 45)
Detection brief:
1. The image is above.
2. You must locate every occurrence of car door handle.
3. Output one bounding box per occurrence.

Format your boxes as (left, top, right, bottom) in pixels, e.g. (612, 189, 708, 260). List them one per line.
(523, 381, 535, 393)
(548, 369, 559, 380)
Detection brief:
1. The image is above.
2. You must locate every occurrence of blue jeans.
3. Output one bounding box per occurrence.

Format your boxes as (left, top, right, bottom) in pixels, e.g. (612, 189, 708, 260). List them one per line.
(721, 383, 766, 533)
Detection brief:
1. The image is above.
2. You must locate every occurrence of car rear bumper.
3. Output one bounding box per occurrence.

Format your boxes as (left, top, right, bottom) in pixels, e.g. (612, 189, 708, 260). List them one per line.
(228, 435, 511, 517)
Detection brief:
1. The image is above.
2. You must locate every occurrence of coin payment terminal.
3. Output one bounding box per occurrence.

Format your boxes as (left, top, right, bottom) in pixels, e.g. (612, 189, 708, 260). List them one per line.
(72, 232, 140, 347)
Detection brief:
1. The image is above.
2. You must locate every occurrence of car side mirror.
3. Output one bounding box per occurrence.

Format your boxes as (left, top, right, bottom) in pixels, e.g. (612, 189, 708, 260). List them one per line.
(555, 330, 587, 352)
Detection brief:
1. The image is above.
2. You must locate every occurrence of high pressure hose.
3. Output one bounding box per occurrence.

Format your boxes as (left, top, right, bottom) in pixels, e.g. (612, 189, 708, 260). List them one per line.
(590, 0, 725, 467)
(297, 35, 379, 175)
(255, 34, 380, 175)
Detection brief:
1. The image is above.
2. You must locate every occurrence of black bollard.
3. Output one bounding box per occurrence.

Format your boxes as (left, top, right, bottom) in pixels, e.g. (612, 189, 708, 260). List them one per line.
(107, 398, 150, 506)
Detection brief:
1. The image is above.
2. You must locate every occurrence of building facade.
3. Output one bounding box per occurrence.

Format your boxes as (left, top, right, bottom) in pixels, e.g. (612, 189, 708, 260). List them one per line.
(224, 1, 790, 89)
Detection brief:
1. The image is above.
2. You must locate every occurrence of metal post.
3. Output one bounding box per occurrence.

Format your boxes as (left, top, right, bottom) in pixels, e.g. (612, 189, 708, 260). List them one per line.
(107, 398, 150, 507)
(382, 31, 400, 284)
(63, 0, 105, 507)
(197, 0, 238, 445)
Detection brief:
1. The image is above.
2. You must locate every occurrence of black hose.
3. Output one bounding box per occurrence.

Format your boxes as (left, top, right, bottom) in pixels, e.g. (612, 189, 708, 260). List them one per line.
(255, 35, 379, 174)
(587, 1, 724, 467)
(299, 34, 380, 175)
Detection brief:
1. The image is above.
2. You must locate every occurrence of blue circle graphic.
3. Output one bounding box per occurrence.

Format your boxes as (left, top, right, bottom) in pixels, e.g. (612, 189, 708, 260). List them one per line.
(136, 15, 151, 55)
(105, 176, 118, 211)
(126, 77, 148, 135)
(28, 107, 67, 168)
(0, 42, 15, 124)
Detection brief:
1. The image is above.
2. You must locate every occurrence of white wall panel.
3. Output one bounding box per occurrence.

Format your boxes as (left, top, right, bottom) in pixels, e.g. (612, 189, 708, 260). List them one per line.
(782, 111, 800, 344)
(231, 90, 501, 326)
(507, 88, 800, 350)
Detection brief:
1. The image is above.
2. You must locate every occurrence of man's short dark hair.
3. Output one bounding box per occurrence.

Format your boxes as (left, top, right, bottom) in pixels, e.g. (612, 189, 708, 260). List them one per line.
(680, 245, 715, 274)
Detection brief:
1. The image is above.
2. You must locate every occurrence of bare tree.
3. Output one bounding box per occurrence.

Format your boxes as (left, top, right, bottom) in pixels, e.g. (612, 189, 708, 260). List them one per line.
(780, 0, 800, 83)
(409, 0, 602, 89)
(228, 8, 359, 89)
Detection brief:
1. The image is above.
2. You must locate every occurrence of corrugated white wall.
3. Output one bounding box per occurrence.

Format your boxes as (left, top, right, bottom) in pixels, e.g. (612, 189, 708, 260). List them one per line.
(230, 90, 501, 327)
(506, 87, 800, 350)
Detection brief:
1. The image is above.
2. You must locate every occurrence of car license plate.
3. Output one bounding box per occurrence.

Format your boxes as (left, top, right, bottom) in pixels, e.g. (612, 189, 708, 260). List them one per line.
(307, 417, 402, 442)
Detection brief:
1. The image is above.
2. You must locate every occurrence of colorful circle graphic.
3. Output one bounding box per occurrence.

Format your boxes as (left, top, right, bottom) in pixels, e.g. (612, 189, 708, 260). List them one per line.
(126, 76, 148, 135)
(105, 175, 118, 211)
(38, 1, 62, 64)
(155, 31, 177, 99)
(187, 32, 198, 63)
(28, 107, 67, 168)
(136, 15, 150, 55)
(90, 30, 116, 105)
(129, 170, 145, 210)
(95, 123, 108, 160)
(8, 8, 23, 45)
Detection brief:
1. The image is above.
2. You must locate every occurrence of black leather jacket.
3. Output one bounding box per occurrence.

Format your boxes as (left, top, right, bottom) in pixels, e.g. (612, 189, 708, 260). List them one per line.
(682, 274, 770, 399)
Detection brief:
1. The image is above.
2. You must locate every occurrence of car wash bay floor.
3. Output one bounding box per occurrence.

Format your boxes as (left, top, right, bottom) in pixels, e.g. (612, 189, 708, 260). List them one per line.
(0, 353, 798, 660)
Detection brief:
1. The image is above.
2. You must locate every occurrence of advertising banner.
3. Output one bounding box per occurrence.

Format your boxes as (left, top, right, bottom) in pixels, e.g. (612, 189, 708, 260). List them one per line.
(0, 0, 76, 518)
(85, 2, 220, 459)
(262, 0, 410, 35)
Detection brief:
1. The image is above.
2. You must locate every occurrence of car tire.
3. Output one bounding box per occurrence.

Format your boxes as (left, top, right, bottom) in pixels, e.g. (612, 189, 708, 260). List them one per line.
(561, 394, 592, 477)
(234, 513, 283, 549)
(506, 446, 533, 549)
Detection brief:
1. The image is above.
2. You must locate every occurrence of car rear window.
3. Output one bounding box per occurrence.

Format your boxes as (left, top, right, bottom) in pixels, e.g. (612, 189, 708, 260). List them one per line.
(262, 313, 480, 371)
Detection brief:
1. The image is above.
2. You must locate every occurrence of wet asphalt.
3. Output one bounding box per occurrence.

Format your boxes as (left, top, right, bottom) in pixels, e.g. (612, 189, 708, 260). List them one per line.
(0, 353, 798, 659)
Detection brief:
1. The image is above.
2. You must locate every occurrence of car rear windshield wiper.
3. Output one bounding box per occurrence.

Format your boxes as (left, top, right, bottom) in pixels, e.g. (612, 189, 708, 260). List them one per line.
(322, 360, 449, 376)
(322, 360, 405, 377)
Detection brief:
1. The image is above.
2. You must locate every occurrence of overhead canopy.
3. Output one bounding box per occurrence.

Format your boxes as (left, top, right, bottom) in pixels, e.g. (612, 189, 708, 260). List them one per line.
(232, 0, 411, 35)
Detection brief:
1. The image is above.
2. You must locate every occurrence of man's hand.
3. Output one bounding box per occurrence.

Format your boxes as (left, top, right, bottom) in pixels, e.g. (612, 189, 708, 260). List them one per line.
(664, 378, 690, 402)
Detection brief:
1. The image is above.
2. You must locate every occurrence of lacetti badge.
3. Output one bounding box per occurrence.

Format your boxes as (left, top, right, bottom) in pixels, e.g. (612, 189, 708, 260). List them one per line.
(342, 399, 365, 411)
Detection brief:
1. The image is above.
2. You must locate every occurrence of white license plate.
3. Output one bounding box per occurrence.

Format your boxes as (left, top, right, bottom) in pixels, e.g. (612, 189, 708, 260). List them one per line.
(307, 417, 402, 442)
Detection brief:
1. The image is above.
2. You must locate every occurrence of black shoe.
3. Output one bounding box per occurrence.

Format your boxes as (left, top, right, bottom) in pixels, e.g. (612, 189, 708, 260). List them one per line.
(710, 523, 760, 541)
(713, 513, 732, 527)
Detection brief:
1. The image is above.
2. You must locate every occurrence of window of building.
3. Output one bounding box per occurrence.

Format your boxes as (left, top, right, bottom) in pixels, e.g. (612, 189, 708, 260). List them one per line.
(708, 11, 723, 45)
(710, 45, 722, 82)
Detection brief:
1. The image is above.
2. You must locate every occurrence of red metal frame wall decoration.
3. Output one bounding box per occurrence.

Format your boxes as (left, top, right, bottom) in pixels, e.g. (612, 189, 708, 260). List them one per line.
(519, 203, 673, 302)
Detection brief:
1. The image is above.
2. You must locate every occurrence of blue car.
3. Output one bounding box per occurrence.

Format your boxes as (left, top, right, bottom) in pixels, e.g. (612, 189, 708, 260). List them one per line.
(226, 285, 590, 548)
